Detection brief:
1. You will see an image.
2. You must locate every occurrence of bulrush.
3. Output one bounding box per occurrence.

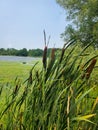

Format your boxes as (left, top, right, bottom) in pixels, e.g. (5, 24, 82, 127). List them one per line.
(42, 30, 48, 70)
(82, 58, 97, 79)
(42, 45, 47, 69)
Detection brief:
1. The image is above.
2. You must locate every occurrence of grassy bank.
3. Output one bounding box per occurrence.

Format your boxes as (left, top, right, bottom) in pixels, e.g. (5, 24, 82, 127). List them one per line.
(0, 60, 41, 85)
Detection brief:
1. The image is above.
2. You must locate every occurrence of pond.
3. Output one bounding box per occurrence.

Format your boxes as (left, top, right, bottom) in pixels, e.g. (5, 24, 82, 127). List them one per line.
(0, 55, 40, 63)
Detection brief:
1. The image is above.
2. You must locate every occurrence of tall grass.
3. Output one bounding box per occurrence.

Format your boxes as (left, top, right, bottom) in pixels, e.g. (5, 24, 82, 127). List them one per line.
(0, 40, 98, 130)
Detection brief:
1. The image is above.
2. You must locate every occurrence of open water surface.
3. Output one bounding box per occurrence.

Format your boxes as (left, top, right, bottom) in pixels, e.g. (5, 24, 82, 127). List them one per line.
(0, 56, 40, 62)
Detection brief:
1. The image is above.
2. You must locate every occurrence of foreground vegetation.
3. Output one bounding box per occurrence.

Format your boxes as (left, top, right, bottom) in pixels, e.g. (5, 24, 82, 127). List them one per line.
(0, 40, 98, 129)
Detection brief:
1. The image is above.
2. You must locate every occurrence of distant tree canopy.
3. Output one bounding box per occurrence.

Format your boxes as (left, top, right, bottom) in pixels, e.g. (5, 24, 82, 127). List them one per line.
(0, 48, 43, 57)
(56, 0, 98, 48)
(28, 49, 43, 57)
(16, 48, 28, 56)
(0, 48, 60, 57)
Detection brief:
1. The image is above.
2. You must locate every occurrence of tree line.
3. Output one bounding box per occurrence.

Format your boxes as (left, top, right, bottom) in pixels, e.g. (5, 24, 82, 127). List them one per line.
(0, 48, 60, 57)
(0, 48, 43, 57)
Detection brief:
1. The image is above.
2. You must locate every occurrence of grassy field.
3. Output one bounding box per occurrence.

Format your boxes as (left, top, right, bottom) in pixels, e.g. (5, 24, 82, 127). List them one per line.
(0, 44, 98, 130)
(0, 60, 41, 85)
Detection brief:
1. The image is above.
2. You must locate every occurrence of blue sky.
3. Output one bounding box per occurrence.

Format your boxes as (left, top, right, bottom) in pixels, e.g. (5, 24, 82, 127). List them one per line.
(0, 0, 67, 49)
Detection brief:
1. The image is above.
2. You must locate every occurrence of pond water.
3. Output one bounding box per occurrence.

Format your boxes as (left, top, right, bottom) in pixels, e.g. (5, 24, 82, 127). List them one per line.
(0, 56, 40, 62)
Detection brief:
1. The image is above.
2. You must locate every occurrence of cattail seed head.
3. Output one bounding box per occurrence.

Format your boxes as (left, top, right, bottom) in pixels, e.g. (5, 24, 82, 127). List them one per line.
(82, 58, 97, 79)
(42, 46, 47, 69)
(51, 48, 55, 61)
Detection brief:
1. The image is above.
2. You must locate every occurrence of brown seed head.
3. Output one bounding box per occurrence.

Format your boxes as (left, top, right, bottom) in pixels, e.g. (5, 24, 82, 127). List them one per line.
(82, 58, 97, 79)
(51, 48, 55, 61)
(42, 46, 47, 69)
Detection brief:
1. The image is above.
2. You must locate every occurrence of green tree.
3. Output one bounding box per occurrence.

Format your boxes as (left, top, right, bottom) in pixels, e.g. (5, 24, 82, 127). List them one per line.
(56, 0, 98, 48)
(0, 48, 6, 55)
(28, 49, 43, 57)
(9, 48, 18, 55)
(16, 48, 28, 56)
(6, 48, 17, 55)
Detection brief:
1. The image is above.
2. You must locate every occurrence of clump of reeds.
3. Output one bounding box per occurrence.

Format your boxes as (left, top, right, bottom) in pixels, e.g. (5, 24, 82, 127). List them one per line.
(0, 40, 98, 130)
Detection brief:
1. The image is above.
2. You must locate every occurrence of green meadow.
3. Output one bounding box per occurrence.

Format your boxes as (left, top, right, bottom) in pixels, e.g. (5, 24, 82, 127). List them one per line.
(0, 61, 30, 84)
(0, 60, 41, 85)
(0, 44, 98, 130)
